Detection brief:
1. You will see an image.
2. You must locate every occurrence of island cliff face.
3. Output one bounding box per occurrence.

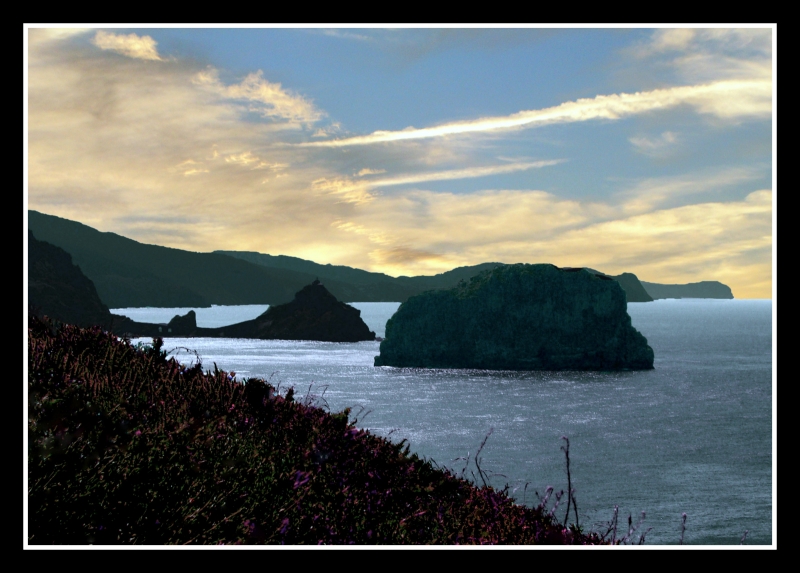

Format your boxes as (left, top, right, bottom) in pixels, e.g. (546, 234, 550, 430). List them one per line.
(374, 264, 654, 371)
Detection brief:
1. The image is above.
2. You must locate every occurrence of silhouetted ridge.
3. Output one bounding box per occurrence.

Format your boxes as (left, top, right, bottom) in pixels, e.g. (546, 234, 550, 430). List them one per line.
(641, 281, 734, 299)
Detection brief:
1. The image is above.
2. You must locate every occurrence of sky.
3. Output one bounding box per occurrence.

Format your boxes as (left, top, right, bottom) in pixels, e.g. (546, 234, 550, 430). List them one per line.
(24, 25, 775, 298)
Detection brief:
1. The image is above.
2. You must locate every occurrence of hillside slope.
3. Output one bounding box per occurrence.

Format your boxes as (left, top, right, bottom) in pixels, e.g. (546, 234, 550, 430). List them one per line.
(28, 316, 606, 545)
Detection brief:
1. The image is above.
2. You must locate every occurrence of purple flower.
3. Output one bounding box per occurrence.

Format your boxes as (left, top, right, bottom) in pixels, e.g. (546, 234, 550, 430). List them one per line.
(293, 471, 312, 489)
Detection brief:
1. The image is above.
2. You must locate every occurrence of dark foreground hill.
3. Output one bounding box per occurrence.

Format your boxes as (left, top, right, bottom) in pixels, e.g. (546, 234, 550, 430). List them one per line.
(27, 315, 611, 545)
(28, 231, 113, 328)
(375, 264, 654, 371)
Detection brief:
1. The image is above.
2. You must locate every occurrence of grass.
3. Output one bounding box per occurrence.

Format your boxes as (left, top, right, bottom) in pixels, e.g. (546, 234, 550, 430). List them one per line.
(28, 314, 615, 545)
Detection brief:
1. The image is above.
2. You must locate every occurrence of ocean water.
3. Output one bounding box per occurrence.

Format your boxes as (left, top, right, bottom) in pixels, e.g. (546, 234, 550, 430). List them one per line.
(113, 299, 774, 546)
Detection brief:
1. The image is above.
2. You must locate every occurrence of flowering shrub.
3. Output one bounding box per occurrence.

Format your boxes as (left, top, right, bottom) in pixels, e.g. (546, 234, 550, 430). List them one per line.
(27, 315, 606, 545)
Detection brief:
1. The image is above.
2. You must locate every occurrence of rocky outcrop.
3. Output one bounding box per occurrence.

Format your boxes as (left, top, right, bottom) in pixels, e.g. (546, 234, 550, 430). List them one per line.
(374, 264, 654, 371)
(28, 231, 113, 328)
(640, 280, 734, 299)
(198, 280, 376, 342)
(110, 310, 198, 338)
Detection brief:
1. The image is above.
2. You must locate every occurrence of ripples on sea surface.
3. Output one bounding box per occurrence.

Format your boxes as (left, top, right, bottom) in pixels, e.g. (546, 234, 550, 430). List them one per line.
(114, 299, 773, 545)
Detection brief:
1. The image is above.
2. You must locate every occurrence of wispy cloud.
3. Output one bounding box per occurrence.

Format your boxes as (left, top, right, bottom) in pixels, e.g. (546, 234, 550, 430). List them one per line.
(629, 131, 678, 157)
(193, 68, 323, 124)
(28, 27, 92, 45)
(356, 168, 386, 176)
(644, 28, 772, 57)
(311, 160, 560, 205)
(300, 79, 771, 147)
(633, 28, 772, 85)
(368, 160, 562, 188)
(335, 186, 772, 294)
(92, 31, 164, 61)
(617, 166, 765, 215)
(174, 159, 209, 176)
(322, 29, 375, 42)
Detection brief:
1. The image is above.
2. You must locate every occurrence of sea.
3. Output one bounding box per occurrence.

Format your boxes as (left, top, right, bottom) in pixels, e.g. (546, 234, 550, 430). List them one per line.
(112, 299, 774, 546)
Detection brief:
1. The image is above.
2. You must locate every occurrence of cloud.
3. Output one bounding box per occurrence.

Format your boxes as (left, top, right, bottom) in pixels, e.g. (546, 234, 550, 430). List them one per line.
(632, 28, 773, 85)
(629, 131, 678, 156)
(649, 28, 698, 52)
(356, 168, 386, 176)
(646, 28, 772, 57)
(367, 160, 562, 188)
(309, 160, 561, 205)
(312, 123, 342, 137)
(27, 34, 342, 254)
(333, 187, 772, 296)
(322, 29, 375, 42)
(617, 166, 765, 215)
(300, 79, 771, 148)
(369, 246, 447, 268)
(534, 189, 773, 298)
(193, 68, 323, 125)
(26, 28, 773, 298)
(174, 159, 209, 176)
(312, 178, 375, 205)
(92, 31, 163, 61)
(28, 28, 92, 45)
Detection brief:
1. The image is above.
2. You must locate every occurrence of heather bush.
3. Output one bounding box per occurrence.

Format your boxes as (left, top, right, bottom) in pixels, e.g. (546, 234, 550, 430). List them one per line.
(27, 315, 607, 545)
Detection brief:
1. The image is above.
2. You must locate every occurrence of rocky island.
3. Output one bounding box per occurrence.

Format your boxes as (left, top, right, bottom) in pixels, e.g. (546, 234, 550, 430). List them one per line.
(374, 264, 654, 371)
(194, 280, 375, 341)
(112, 280, 376, 342)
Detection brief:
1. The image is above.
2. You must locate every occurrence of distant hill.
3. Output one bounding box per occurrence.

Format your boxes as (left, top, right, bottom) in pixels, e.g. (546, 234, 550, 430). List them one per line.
(28, 211, 353, 307)
(640, 281, 734, 299)
(28, 210, 732, 308)
(608, 273, 654, 302)
(27, 211, 501, 307)
(217, 250, 504, 301)
(580, 269, 653, 302)
(214, 250, 425, 302)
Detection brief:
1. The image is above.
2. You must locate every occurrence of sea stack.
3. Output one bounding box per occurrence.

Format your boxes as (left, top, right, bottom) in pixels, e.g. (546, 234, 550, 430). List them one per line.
(374, 264, 654, 370)
(200, 280, 376, 342)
